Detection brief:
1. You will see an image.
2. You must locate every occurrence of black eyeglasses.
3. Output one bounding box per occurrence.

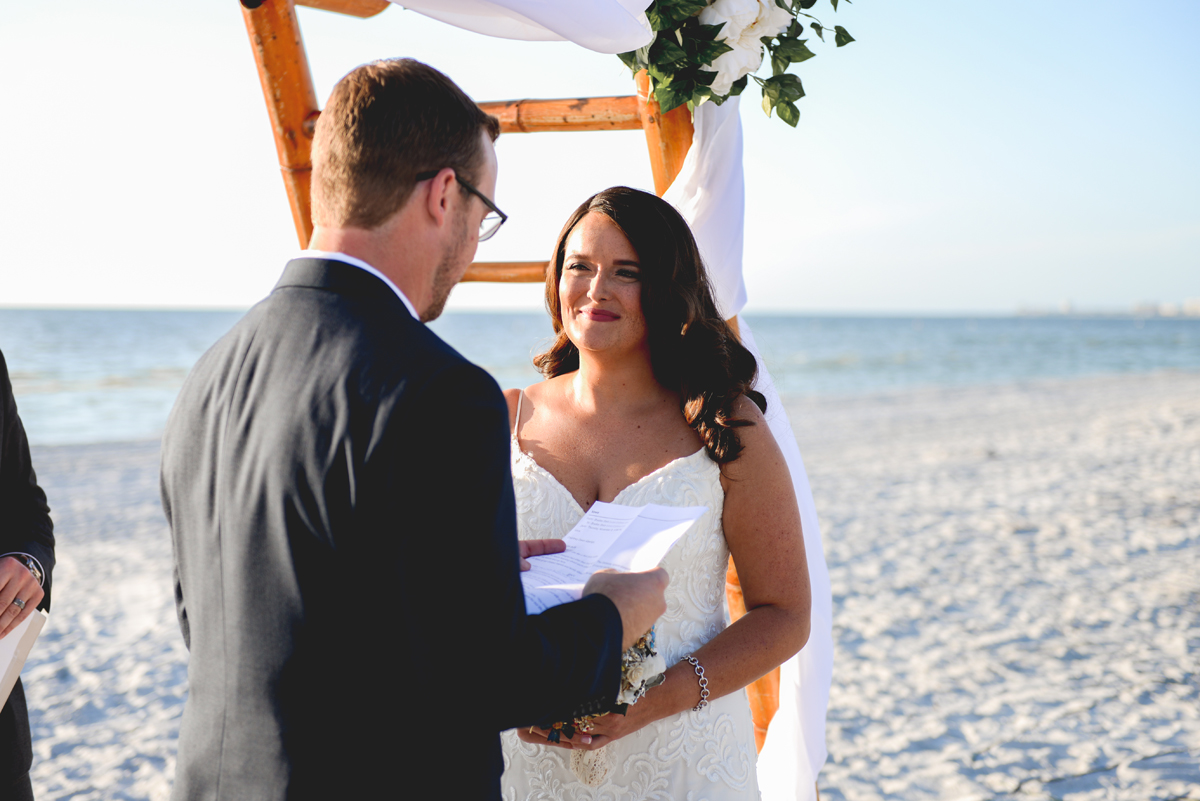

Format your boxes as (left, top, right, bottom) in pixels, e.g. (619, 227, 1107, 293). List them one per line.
(415, 170, 507, 242)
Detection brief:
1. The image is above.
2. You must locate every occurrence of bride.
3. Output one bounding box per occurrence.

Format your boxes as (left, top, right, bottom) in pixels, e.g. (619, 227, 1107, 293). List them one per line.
(500, 187, 811, 799)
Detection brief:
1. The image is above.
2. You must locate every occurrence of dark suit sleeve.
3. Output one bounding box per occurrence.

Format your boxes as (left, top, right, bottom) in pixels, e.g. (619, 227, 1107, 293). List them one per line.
(364, 360, 623, 731)
(0, 351, 55, 611)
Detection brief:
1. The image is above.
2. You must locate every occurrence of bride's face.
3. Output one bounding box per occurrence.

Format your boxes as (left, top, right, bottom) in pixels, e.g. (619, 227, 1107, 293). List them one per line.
(558, 212, 648, 357)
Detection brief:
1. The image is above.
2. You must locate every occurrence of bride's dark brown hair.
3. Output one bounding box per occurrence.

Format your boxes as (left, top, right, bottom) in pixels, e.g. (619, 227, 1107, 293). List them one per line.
(534, 186, 766, 465)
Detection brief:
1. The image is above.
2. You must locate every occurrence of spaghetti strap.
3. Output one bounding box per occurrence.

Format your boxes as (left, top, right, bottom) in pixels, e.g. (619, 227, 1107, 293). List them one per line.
(511, 390, 524, 438)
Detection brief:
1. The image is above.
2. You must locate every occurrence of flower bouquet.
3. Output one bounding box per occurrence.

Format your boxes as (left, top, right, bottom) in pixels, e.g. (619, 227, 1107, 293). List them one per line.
(538, 628, 667, 786)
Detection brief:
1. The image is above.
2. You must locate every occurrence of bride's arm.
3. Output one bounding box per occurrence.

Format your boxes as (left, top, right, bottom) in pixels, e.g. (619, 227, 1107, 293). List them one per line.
(536, 395, 810, 750)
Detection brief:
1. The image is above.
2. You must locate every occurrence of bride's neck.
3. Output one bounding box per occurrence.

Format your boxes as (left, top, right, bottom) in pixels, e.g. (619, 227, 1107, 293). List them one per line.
(570, 349, 667, 414)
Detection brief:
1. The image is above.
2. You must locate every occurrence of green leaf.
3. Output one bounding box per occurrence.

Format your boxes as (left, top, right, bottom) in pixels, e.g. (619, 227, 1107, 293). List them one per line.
(687, 36, 733, 67)
(655, 80, 692, 114)
(649, 36, 688, 66)
(636, 38, 655, 66)
(676, 0, 710, 16)
(762, 92, 774, 118)
(776, 37, 816, 64)
(764, 72, 806, 103)
(645, 62, 675, 87)
(693, 22, 727, 42)
(646, 0, 708, 30)
(728, 75, 749, 96)
(777, 100, 800, 126)
(830, 0, 838, 10)
(809, 21, 824, 41)
(771, 51, 789, 77)
(646, 7, 671, 31)
(786, 19, 804, 37)
(798, 0, 817, 8)
(693, 68, 717, 87)
(834, 25, 855, 46)
(616, 50, 641, 73)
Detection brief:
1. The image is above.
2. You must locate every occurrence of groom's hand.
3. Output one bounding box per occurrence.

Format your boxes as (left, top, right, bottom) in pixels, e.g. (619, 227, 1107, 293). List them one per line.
(582, 568, 669, 651)
(518, 538, 567, 571)
(0, 556, 43, 639)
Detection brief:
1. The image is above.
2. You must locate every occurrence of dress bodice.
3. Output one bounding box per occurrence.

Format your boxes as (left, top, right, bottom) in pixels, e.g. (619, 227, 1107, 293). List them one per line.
(511, 442, 732, 668)
(503, 431, 761, 800)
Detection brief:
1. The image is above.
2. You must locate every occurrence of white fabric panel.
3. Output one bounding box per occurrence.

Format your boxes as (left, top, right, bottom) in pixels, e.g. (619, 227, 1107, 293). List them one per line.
(663, 97, 749, 320)
(738, 320, 833, 801)
(392, 1, 654, 54)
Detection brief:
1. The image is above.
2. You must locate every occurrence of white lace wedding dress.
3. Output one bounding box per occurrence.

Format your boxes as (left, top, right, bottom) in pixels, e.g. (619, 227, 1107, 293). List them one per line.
(501, 419, 762, 800)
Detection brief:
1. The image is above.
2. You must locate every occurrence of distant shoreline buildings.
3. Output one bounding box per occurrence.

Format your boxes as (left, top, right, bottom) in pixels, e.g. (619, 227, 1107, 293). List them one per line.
(1019, 299, 1200, 318)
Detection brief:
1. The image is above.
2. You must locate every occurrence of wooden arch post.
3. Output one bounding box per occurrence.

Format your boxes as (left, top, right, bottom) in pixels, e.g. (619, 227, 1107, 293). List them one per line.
(240, 0, 781, 754)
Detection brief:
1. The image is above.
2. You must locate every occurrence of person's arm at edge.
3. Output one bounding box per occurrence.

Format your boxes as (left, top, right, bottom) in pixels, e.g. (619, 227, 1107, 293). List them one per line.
(0, 350, 55, 637)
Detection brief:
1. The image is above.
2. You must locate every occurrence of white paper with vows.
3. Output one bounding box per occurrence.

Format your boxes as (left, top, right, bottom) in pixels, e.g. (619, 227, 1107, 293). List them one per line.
(521, 501, 707, 614)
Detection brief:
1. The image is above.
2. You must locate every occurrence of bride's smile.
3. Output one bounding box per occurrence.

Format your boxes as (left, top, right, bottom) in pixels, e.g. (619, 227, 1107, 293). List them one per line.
(559, 212, 647, 354)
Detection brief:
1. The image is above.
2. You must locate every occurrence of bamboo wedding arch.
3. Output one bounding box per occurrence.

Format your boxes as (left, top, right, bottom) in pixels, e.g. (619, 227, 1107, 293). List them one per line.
(239, 0, 781, 752)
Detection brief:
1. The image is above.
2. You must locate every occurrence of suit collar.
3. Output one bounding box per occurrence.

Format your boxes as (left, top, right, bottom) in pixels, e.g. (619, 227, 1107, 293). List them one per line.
(275, 258, 419, 322)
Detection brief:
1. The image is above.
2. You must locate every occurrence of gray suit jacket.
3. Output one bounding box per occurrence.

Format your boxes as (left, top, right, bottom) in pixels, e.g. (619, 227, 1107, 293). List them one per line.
(161, 259, 623, 800)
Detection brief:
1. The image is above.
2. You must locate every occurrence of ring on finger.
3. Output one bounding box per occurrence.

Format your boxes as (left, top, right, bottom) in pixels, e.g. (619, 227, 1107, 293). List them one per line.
(12, 598, 24, 612)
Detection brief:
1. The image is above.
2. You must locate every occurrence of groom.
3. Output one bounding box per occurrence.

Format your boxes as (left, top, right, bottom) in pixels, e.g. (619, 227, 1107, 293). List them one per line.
(161, 59, 667, 801)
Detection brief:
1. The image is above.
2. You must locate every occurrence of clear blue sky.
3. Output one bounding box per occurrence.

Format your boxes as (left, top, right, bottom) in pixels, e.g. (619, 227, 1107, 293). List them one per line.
(2, 1, 1197, 313)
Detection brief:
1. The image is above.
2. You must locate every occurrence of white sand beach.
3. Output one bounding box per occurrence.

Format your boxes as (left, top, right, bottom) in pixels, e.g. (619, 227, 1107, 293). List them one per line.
(21, 371, 1200, 800)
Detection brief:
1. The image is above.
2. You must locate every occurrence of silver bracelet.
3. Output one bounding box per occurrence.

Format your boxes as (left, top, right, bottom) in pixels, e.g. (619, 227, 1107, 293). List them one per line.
(681, 654, 710, 711)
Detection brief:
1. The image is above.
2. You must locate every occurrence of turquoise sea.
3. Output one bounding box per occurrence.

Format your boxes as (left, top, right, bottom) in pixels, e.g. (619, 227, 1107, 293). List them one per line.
(1, 308, 1197, 446)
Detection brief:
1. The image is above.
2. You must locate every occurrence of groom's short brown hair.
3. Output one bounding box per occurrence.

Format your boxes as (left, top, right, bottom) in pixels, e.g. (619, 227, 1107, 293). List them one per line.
(311, 58, 500, 230)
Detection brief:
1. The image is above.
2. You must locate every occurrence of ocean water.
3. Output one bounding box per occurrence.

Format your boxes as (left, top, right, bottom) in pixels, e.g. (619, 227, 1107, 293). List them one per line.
(1, 308, 1197, 446)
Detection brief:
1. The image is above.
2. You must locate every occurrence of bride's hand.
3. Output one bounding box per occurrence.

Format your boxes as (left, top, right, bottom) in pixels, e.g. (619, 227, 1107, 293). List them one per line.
(515, 703, 655, 750)
(559, 701, 657, 751)
(516, 725, 591, 750)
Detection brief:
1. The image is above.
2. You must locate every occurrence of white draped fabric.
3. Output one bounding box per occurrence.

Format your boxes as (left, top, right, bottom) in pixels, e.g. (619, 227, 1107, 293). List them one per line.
(390, 4, 834, 797)
(393, 1, 654, 53)
(662, 97, 749, 320)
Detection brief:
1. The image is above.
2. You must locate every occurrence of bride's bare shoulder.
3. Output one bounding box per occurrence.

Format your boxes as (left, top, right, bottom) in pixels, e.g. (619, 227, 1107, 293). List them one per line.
(503, 379, 564, 430)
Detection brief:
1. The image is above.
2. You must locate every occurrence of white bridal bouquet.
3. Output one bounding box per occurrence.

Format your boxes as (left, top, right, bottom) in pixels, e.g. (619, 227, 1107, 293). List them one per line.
(617, 0, 855, 126)
(539, 628, 666, 786)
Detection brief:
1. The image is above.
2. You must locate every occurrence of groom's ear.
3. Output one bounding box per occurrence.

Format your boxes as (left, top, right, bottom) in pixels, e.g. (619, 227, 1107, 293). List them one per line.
(422, 167, 457, 229)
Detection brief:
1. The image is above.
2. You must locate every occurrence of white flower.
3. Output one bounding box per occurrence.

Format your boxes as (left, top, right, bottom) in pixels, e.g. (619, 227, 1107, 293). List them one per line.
(699, 0, 795, 96)
(617, 650, 668, 705)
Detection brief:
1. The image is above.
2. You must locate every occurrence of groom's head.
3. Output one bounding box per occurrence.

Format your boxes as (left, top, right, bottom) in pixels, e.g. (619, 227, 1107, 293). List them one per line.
(309, 59, 501, 320)
(311, 59, 500, 230)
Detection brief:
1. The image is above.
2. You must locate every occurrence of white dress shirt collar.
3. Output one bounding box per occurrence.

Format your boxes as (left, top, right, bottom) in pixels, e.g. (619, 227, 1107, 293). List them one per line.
(297, 250, 420, 322)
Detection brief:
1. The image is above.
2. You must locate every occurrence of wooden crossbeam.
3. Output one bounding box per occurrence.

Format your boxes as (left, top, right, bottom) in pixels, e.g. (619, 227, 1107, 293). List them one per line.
(294, 0, 388, 17)
(478, 96, 642, 134)
(460, 261, 547, 283)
